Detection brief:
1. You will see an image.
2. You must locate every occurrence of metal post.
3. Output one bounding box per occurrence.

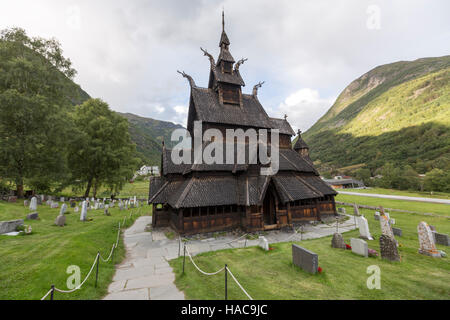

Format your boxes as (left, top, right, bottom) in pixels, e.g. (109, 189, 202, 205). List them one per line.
(336, 217, 339, 234)
(95, 252, 99, 288)
(50, 284, 55, 300)
(225, 264, 228, 300)
(182, 243, 186, 274)
(178, 238, 181, 257)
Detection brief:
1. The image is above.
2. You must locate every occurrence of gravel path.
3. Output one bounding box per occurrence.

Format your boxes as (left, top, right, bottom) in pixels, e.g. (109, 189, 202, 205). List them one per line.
(338, 191, 450, 205)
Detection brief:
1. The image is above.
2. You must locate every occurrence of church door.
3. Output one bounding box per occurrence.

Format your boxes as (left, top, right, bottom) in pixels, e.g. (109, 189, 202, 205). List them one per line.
(263, 188, 277, 225)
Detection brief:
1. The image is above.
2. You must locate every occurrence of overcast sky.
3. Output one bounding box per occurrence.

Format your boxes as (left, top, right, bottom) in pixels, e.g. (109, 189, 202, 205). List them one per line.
(1, 0, 449, 132)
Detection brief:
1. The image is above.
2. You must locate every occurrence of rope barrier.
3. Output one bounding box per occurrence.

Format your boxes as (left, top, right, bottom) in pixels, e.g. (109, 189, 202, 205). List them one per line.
(226, 266, 253, 300)
(185, 246, 225, 276)
(212, 233, 249, 247)
(40, 288, 53, 301)
(99, 243, 116, 262)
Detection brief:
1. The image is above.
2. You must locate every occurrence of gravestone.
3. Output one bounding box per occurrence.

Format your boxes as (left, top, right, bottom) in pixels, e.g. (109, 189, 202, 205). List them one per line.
(379, 207, 390, 220)
(374, 211, 380, 221)
(0, 219, 24, 234)
(350, 238, 368, 257)
(292, 244, 318, 274)
(104, 205, 110, 216)
(429, 225, 436, 232)
(380, 234, 400, 261)
(8, 196, 17, 203)
(70, 201, 76, 208)
(338, 207, 346, 214)
(379, 215, 394, 238)
(357, 216, 374, 240)
(60, 197, 65, 202)
(55, 214, 66, 227)
(258, 236, 269, 251)
(433, 232, 450, 246)
(60, 203, 67, 215)
(331, 233, 346, 249)
(392, 227, 402, 237)
(119, 201, 124, 211)
(74, 206, 79, 213)
(29, 196, 38, 211)
(26, 212, 39, 220)
(389, 218, 396, 225)
(51, 201, 59, 209)
(417, 222, 440, 257)
(80, 201, 88, 221)
(24, 200, 29, 207)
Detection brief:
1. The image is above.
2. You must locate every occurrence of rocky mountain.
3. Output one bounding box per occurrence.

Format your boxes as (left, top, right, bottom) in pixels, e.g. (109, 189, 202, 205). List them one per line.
(302, 55, 450, 174)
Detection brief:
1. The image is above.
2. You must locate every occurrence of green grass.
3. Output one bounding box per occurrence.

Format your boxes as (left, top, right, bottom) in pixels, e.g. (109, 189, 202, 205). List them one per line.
(341, 188, 450, 200)
(0, 201, 151, 300)
(336, 193, 450, 216)
(169, 204, 450, 300)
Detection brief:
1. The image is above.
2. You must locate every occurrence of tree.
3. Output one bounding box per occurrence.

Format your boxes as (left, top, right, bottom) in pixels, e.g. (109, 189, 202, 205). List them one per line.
(423, 168, 447, 192)
(68, 99, 138, 197)
(0, 28, 76, 197)
(354, 168, 371, 186)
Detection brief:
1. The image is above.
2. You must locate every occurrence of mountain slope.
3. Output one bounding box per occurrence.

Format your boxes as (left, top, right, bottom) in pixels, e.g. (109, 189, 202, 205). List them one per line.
(117, 112, 185, 165)
(303, 56, 450, 174)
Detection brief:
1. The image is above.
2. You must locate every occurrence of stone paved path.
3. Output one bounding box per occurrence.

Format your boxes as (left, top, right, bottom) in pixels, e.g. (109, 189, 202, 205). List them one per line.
(103, 214, 357, 300)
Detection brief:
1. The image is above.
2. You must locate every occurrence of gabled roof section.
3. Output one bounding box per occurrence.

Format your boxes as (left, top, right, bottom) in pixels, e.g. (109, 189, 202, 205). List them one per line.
(190, 87, 273, 129)
(270, 118, 295, 136)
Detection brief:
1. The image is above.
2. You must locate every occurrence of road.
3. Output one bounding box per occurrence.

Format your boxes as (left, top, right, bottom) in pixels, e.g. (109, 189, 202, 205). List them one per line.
(338, 191, 450, 205)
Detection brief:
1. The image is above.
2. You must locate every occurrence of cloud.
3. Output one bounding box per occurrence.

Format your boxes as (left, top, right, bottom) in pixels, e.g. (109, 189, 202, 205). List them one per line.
(0, 0, 448, 129)
(277, 89, 336, 132)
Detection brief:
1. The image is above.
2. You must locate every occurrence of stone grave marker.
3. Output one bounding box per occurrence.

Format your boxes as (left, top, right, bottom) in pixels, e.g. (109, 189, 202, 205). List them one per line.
(380, 234, 400, 261)
(74, 206, 79, 213)
(350, 238, 368, 257)
(29, 196, 38, 211)
(8, 196, 17, 203)
(258, 236, 269, 251)
(357, 216, 374, 240)
(331, 233, 346, 249)
(417, 222, 441, 257)
(0, 219, 24, 234)
(380, 215, 395, 238)
(24, 200, 29, 207)
(353, 203, 360, 216)
(389, 218, 396, 225)
(292, 244, 318, 274)
(104, 205, 110, 216)
(50, 201, 59, 209)
(392, 227, 402, 237)
(26, 212, 39, 220)
(374, 211, 380, 221)
(60, 203, 67, 215)
(80, 201, 88, 221)
(433, 232, 450, 246)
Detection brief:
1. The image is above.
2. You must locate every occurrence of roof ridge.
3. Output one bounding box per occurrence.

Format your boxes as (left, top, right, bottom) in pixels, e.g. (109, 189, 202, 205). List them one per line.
(294, 175, 323, 198)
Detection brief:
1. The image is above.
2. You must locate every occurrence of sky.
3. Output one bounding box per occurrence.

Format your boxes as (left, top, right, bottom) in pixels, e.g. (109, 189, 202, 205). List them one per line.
(0, 0, 449, 132)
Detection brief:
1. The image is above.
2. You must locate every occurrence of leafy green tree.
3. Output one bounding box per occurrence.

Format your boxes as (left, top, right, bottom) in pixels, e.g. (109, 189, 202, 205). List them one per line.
(423, 168, 447, 192)
(354, 168, 371, 186)
(0, 28, 76, 197)
(68, 99, 138, 197)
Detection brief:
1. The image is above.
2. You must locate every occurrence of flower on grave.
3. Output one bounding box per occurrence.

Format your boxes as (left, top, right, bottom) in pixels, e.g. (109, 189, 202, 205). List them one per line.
(269, 246, 275, 251)
(345, 244, 352, 250)
(368, 248, 378, 257)
(24, 225, 32, 235)
(318, 266, 323, 273)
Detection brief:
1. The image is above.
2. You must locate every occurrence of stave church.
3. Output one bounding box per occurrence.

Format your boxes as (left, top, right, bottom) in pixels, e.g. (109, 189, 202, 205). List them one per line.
(148, 13, 337, 235)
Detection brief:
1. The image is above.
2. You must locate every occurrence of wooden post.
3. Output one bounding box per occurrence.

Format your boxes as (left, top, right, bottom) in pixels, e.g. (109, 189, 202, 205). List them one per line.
(95, 252, 99, 288)
(225, 264, 228, 300)
(50, 284, 55, 300)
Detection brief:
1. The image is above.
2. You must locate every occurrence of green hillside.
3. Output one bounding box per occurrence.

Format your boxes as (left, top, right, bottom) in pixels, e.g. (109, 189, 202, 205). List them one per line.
(117, 112, 184, 166)
(303, 56, 450, 175)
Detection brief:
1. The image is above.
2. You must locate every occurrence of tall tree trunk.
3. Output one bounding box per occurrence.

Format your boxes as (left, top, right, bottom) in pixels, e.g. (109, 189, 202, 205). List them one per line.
(16, 182, 24, 199)
(84, 177, 93, 198)
(93, 180, 98, 198)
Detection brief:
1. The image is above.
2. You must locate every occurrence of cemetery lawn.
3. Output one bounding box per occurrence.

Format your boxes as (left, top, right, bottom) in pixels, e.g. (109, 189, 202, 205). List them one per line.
(169, 205, 450, 300)
(336, 193, 450, 217)
(59, 180, 149, 199)
(0, 201, 151, 300)
(341, 188, 450, 200)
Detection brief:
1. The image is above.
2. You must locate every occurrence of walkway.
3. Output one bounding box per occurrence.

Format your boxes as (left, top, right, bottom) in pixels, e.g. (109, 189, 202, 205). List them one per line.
(103, 215, 357, 300)
(338, 191, 450, 205)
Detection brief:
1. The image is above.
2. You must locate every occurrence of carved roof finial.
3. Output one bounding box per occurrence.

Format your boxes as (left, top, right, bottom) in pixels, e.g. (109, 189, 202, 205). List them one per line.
(177, 70, 196, 88)
(252, 81, 265, 97)
(284, 114, 288, 120)
(297, 129, 302, 136)
(200, 47, 216, 71)
(234, 58, 248, 72)
(222, 8, 225, 32)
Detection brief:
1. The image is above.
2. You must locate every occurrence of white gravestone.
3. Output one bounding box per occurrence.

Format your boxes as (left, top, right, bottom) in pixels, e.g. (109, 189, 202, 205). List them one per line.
(418, 222, 441, 258)
(353, 204, 360, 216)
(59, 203, 67, 215)
(357, 216, 374, 240)
(74, 206, 79, 213)
(29, 197, 38, 211)
(80, 201, 88, 221)
(351, 238, 368, 257)
(258, 236, 269, 251)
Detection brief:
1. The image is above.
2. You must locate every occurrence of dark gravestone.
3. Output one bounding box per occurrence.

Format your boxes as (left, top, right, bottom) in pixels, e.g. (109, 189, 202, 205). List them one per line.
(331, 233, 346, 249)
(433, 232, 450, 246)
(380, 234, 400, 262)
(292, 244, 318, 274)
(26, 212, 39, 220)
(392, 227, 402, 237)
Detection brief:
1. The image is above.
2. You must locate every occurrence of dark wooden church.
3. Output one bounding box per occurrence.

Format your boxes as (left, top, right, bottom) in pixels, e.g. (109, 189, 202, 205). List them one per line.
(149, 14, 337, 235)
